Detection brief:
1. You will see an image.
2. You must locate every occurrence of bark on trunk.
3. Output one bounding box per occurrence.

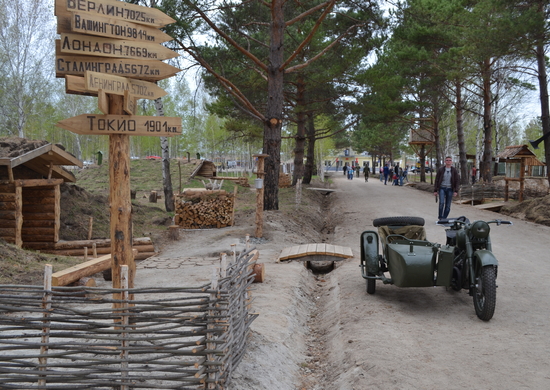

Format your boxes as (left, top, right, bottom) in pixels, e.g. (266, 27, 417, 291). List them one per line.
(536, 42, 550, 186)
(292, 77, 306, 186)
(481, 58, 493, 183)
(263, 0, 285, 210)
(456, 82, 469, 185)
(303, 113, 316, 184)
(154, 98, 175, 212)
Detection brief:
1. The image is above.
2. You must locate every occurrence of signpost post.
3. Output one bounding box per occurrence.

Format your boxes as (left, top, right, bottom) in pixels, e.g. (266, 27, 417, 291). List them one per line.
(55, 0, 181, 307)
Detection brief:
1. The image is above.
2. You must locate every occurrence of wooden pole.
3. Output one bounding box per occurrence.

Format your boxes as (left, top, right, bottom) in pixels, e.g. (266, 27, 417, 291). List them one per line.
(39, 264, 53, 388)
(109, 94, 135, 304)
(253, 154, 268, 238)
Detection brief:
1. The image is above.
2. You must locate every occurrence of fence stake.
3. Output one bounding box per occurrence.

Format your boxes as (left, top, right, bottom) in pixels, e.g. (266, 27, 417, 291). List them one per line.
(208, 268, 219, 389)
(120, 265, 129, 390)
(246, 234, 250, 250)
(38, 264, 53, 389)
(231, 244, 237, 263)
(220, 253, 228, 278)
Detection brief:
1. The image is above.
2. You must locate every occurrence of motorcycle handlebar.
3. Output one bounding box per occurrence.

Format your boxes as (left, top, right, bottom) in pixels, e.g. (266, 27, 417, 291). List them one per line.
(436, 218, 513, 227)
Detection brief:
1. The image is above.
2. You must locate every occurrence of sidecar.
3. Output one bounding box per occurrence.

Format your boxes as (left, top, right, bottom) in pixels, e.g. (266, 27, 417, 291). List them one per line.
(360, 216, 455, 294)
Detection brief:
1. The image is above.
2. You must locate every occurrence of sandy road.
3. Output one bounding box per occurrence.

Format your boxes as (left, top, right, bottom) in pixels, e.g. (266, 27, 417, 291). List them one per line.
(312, 173, 550, 390)
(139, 171, 550, 390)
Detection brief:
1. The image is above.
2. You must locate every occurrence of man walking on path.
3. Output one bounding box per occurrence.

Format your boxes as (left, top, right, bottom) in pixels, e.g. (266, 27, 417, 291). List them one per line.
(364, 167, 369, 182)
(383, 164, 389, 185)
(434, 157, 460, 220)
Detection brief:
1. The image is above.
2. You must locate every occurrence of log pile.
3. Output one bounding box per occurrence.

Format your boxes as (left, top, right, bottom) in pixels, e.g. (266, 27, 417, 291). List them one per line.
(174, 188, 236, 229)
(279, 172, 291, 188)
(23, 237, 155, 260)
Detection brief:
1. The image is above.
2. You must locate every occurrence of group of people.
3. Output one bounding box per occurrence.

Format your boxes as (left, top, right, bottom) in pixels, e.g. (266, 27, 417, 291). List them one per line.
(340, 157, 473, 221)
(379, 164, 408, 186)
(343, 164, 369, 181)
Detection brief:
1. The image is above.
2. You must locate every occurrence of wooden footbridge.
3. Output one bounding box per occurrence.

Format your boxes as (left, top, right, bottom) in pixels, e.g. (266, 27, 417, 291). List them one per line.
(277, 243, 353, 262)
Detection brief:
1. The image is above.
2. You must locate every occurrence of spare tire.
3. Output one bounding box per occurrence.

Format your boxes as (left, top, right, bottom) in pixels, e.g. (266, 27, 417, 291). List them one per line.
(372, 216, 425, 227)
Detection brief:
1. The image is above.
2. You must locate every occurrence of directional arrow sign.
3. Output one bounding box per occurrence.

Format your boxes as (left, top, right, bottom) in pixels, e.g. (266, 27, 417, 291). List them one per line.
(85, 71, 167, 100)
(55, 0, 175, 28)
(55, 53, 181, 81)
(56, 114, 182, 137)
(59, 33, 179, 60)
(56, 11, 173, 43)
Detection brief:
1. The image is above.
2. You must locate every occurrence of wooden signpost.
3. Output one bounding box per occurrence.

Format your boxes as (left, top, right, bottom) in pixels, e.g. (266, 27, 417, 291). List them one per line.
(59, 33, 179, 60)
(57, 114, 181, 136)
(55, 53, 181, 81)
(54, 0, 182, 306)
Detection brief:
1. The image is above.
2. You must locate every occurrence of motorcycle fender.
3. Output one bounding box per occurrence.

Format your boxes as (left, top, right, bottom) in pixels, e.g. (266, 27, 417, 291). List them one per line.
(361, 230, 379, 276)
(473, 249, 498, 268)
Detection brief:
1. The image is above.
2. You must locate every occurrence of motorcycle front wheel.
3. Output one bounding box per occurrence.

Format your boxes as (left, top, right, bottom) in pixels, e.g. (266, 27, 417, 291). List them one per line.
(473, 266, 497, 321)
(366, 273, 376, 294)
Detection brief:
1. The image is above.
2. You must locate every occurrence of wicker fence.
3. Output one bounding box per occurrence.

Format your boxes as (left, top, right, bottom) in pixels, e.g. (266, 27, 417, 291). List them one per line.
(0, 248, 258, 389)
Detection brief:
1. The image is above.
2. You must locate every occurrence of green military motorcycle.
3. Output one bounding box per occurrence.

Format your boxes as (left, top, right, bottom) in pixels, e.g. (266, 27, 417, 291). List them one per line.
(360, 216, 512, 321)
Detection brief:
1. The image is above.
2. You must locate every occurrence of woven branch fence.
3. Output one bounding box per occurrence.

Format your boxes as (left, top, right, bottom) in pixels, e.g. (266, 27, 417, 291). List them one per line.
(0, 248, 258, 389)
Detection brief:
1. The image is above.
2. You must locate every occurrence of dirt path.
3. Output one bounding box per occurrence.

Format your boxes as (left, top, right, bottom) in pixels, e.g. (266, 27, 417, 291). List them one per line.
(134, 173, 550, 390)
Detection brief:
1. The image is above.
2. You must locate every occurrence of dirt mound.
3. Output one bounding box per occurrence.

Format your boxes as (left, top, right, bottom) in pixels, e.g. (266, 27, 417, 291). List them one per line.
(0, 136, 63, 157)
(500, 194, 550, 226)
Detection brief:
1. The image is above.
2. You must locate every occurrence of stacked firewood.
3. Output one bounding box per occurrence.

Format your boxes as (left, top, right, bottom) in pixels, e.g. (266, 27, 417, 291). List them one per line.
(279, 172, 292, 188)
(174, 189, 236, 229)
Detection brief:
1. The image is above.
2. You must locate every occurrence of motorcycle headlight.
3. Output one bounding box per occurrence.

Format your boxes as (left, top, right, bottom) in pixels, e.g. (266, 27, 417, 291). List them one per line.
(470, 221, 490, 239)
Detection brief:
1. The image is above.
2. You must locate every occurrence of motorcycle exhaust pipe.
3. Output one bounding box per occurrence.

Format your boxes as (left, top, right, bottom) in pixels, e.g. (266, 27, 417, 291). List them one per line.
(529, 131, 550, 149)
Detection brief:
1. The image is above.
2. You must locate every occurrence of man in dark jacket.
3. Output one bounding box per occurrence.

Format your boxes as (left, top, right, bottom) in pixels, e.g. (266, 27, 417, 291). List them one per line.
(433, 157, 460, 220)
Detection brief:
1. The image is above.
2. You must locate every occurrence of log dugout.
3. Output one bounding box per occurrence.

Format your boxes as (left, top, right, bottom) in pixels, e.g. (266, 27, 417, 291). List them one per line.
(0, 183, 22, 246)
(174, 191, 235, 229)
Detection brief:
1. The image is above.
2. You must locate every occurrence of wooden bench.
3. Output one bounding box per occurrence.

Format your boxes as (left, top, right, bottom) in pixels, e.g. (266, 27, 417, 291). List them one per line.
(277, 243, 353, 262)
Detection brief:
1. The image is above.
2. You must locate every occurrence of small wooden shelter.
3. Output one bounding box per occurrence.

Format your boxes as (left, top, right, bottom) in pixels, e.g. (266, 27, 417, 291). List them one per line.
(0, 138, 82, 247)
(496, 144, 544, 202)
(190, 159, 217, 179)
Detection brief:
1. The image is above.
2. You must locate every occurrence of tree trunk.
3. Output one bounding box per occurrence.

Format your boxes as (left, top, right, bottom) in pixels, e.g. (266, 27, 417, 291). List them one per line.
(154, 98, 175, 212)
(263, 0, 285, 211)
(303, 113, 316, 184)
(536, 42, 550, 186)
(456, 82, 469, 185)
(481, 58, 493, 183)
(292, 76, 306, 186)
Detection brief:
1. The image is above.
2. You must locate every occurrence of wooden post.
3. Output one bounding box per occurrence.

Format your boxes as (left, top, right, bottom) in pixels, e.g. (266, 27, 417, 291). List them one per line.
(39, 264, 53, 387)
(253, 154, 269, 238)
(207, 268, 219, 389)
(519, 158, 525, 202)
(109, 94, 135, 305)
(120, 265, 129, 390)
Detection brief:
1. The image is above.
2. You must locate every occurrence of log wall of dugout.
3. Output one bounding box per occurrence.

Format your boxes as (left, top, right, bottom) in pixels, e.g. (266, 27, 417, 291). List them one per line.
(0, 179, 62, 247)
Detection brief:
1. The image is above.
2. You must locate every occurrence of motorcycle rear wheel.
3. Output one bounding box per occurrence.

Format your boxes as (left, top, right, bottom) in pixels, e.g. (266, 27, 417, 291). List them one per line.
(473, 266, 497, 321)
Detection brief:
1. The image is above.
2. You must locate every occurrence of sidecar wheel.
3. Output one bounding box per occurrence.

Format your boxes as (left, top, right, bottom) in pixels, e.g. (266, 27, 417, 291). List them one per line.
(373, 216, 424, 227)
(366, 273, 376, 294)
(473, 266, 497, 321)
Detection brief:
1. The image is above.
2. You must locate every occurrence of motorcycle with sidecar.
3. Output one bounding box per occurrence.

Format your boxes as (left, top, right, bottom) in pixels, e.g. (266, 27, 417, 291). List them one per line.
(360, 216, 512, 321)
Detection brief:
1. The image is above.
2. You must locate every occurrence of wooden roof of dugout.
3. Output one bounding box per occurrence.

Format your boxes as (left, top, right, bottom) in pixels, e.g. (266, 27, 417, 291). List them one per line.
(189, 159, 217, 179)
(0, 137, 83, 183)
(496, 145, 544, 166)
